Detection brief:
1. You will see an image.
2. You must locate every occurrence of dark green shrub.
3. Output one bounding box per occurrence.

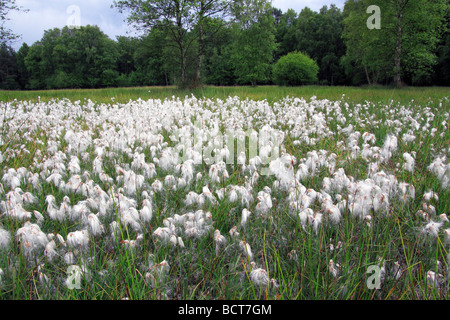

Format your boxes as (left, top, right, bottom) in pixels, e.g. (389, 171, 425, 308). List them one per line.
(273, 52, 319, 86)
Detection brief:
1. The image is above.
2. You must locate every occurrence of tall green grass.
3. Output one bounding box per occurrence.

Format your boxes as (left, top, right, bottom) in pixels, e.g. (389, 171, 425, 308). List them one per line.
(1, 85, 450, 106)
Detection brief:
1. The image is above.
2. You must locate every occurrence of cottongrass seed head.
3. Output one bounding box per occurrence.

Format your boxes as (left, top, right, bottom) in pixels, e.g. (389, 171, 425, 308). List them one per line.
(0, 227, 11, 250)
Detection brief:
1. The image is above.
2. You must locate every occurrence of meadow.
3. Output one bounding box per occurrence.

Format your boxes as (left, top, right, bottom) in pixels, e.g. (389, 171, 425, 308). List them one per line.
(0, 85, 449, 300)
(2, 85, 450, 105)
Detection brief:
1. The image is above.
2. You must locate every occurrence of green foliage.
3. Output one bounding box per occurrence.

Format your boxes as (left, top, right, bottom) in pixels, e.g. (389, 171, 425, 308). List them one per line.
(205, 45, 235, 85)
(274, 8, 298, 60)
(135, 29, 171, 86)
(202, 18, 236, 86)
(230, 0, 277, 86)
(0, 0, 27, 45)
(113, 0, 231, 87)
(434, 14, 450, 86)
(342, 0, 448, 86)
(273, 52, 319, 86)
(0, 44, 19, 90)
(22, 25, 120, 89)
(275, 5, 346, 85)
(0, 0, 449, 89)
(15, 43, 29, 89)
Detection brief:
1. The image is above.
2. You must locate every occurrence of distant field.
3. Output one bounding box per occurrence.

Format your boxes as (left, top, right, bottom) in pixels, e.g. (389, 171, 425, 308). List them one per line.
(1, 85, 450, 106)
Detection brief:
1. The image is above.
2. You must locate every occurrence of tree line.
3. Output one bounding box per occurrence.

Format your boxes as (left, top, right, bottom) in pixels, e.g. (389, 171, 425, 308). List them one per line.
(0, 0, 449, 90)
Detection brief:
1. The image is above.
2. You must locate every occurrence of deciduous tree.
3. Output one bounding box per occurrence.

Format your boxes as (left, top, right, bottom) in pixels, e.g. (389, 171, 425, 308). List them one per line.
(0, 0, 27, 45)
(230, 0, 277, 86)
(342, 0, 448, 87)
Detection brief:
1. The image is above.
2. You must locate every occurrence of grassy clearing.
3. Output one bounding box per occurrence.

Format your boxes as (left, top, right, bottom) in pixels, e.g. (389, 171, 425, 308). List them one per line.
(1, 85, 450, 106)
(0, 86, 449, 300)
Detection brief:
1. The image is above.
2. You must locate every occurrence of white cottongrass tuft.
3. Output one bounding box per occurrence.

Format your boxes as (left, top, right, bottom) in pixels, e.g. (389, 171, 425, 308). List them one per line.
(444, 229, 450, 244)
(66, 229, 90, 249)
(255, 190, 272, 217)
(423, 190, 439, 202)
(421, 220, 443, 238)
(0, 227, 11, 250)
(328, 259, 340, 278)
(324, 202, 341, 225)
(153, 227, 174, 244)
(44, 240, 59, 262)
(145, 259, 170, 287)
(239, 241, 253, 261)
(139, 199, 153, 223)
(427, 156, 450, 188)
(15, 222, 49, 259)
(240, 208, 252, 227)
(380, 134, 398, 162)
(250, 266, 270, 289)
(402, 152, 415, 172)
(214, 229, 227, 257)
(87, 213, 104, 237)
(426, 270, 444, 290)
(229, 226, 240, 238)
(119, 207, 143, 232)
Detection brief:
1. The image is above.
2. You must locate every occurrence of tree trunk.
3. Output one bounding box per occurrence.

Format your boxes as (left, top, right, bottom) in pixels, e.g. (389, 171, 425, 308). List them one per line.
(393, 0, 408, 88)
(394, 23, 403, 88)
(193, 0, 206, 87)
(180, 40, 187, 85)
(364, 64, 372, 86)
(194, 21, 204, 87)
(175, 0, 187, 87)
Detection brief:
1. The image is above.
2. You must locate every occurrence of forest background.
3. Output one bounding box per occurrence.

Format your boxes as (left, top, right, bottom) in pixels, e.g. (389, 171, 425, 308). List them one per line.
(0, 0, 449, 90)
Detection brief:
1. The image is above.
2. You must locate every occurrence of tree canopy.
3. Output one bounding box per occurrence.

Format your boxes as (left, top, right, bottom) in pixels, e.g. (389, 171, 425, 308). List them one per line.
(1, 0, 27, 45)
(0, 0, 449, 90)
(342, 0, 448, 87)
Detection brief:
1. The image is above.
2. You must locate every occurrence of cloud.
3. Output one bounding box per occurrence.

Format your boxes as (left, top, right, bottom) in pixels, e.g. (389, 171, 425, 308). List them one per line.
(7, 0, 131, 50)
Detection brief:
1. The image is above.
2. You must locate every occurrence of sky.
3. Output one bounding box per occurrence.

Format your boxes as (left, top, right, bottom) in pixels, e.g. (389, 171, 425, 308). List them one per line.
(6, 0, 346, 51)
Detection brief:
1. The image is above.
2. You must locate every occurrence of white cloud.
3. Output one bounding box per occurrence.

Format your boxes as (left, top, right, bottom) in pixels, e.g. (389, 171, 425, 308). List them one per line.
(7, 0, 131, 50)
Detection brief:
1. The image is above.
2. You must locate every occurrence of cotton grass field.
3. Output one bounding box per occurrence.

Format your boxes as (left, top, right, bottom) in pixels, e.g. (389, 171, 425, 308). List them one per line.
(0, 86, 449, 300)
